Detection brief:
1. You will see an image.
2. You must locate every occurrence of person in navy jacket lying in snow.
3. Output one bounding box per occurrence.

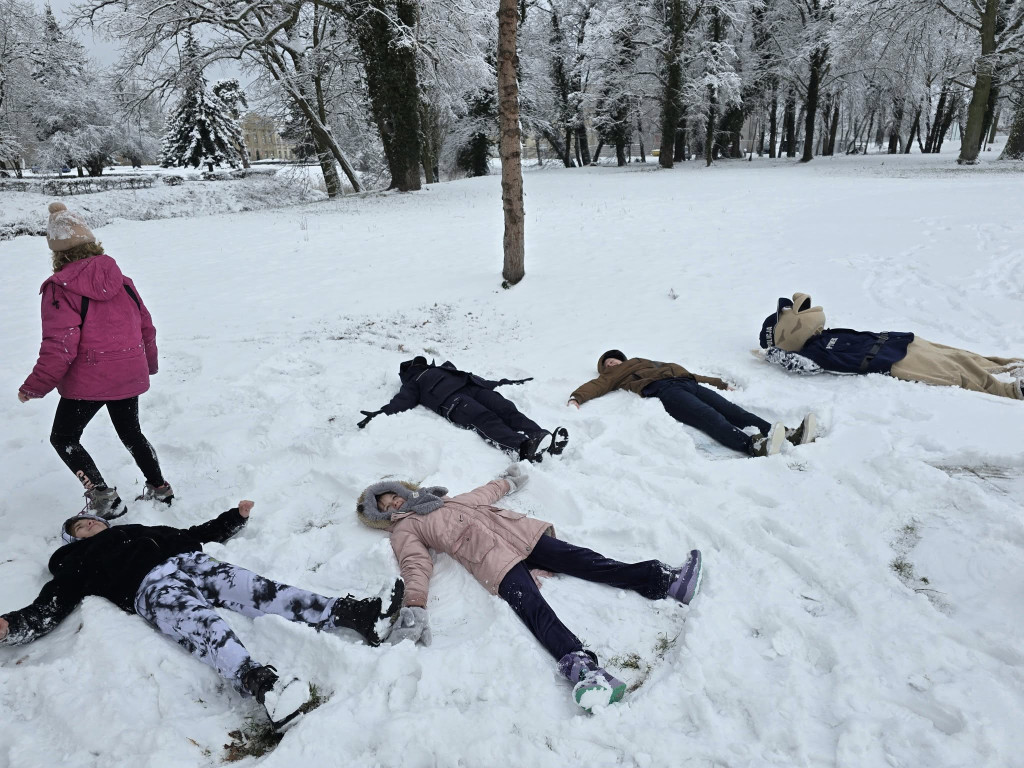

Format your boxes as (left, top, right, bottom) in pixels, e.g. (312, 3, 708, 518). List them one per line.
(358, 356, 569, 461)
(760, 293, 1024, 401)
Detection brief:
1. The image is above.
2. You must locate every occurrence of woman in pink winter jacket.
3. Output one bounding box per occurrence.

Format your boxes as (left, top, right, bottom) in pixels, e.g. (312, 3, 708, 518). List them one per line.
(18, 203, 172, 518)
(356, 467, 703, 711)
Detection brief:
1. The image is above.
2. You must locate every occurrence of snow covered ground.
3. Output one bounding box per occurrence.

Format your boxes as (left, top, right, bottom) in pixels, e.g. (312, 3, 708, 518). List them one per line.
(1, 146, 1023, 768)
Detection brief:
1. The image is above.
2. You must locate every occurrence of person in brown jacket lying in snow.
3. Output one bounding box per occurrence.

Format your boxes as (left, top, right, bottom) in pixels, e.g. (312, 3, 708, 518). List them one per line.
(568, 349, 817, 457)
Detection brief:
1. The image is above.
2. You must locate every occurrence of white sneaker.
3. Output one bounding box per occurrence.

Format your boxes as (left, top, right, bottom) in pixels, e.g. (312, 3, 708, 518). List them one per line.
(766, 422, 786, 455)
(786, 413, 818, 446)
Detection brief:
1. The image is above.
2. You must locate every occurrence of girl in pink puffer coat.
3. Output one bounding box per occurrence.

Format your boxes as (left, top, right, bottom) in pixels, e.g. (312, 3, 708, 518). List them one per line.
(356, 467, 704, 711)
(18, 203, 173, 518)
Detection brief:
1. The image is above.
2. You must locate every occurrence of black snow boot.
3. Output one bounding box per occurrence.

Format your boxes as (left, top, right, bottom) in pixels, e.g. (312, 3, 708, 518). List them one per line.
(240, 663, 279, 703)
(519, 431, 553, 463)
(328, 579, 405, 646)
(241, 663, 311, 732)
(548, 427, 570, 456)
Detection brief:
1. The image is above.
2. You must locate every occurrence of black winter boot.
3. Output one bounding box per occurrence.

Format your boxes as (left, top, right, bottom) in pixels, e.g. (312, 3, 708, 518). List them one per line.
(548, 427, 570, 456)
(240, 663, 279, 703)
(519, 432, 553, 462)
(328, 579, 405, 646)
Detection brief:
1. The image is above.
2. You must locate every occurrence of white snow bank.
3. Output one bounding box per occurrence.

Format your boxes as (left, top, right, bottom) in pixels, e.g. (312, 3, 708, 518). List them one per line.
(1, 146, 1023, 768)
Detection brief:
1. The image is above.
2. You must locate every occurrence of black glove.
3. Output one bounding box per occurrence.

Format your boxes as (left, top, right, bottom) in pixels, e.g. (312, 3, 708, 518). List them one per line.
(357, 410, 383, 429)
(497, 377, 534, 386)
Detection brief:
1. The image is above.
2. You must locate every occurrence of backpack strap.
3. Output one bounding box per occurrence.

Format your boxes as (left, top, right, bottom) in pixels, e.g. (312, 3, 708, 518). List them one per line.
(123, 283, 141, 310)
(78, 284, 141, 324)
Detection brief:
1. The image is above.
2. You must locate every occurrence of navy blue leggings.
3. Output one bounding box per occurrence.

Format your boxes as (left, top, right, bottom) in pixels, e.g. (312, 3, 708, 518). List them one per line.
(497, 534, 672, 661)
(643, 378, 771, 454)
(439, 384, 544, 453)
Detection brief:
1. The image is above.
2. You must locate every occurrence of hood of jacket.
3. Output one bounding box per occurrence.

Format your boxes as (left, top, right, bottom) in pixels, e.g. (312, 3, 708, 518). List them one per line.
(40, 254, 124, 301)
(597, 349, 627, 374)
(760, 293, 827, 351)
(355, 480, 449, 529)
(398, 356, 430, 383)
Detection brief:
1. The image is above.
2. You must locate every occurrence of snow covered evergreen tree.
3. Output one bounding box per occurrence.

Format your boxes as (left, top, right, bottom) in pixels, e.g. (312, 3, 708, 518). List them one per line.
(160, 32, 247, 171)
(29, 6, 134, 176)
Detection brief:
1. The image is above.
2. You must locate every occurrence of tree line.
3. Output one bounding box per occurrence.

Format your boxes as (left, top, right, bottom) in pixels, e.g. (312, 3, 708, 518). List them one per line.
(2, 0, 1023, 185)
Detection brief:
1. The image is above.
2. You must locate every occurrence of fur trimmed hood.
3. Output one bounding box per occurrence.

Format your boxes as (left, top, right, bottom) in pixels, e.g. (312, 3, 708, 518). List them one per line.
(356, 480, 449, 530)
(60, 513, 110, 544)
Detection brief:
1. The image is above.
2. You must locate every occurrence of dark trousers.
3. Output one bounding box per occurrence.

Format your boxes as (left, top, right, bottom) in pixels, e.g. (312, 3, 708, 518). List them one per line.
(50, 396, 166, 489)
(643, 378, 771, 455)
(497, 534, 672, 661)
(439, 384, 544, 453)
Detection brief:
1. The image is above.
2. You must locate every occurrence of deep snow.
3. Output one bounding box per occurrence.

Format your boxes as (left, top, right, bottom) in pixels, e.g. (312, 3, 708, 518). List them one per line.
(1, 147, 1023, 768)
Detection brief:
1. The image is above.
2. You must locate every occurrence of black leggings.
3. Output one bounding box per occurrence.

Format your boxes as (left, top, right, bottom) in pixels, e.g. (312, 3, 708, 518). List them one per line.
(50, 396, 165, 489)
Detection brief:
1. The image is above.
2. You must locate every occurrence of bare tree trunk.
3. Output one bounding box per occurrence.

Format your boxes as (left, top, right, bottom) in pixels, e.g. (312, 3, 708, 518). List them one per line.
(637, 114, 647, 162)
(979, 82, 1000, 151)
(575, 126, 591, 166)
(801, 47, 827, 162)
(925, 85, 948, 152)
(935, 91, 960, 153)
(987, 104, 1002, 145)
(784, 91, 796, 157)
(959, 0, 998, 164)
(705, 88, 716, 166)
(539, 128, 571, 166)
(659, 0, 685, 168)
(768, 91, 778, 157)
(498, 0, 525, 286)
(536, 137, 544, 166)
(888, 99, 904, 153)
(904, 107, 921, 154)
(1000, 103, 1024, 158)
(862, 109, 875, 154)
(824, 100, 839, 155)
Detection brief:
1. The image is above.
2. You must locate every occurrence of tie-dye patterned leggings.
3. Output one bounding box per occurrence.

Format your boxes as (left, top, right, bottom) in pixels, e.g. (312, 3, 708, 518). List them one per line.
(134, 552, 336, 690)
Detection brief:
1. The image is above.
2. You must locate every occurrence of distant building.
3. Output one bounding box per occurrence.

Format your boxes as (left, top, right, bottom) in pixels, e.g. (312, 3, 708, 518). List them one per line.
(242, 114, 297, 162)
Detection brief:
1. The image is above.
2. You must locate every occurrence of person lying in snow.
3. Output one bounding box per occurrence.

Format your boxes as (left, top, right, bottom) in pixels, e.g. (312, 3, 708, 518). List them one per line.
(568, 350, 817, 457)
(355, 467, 703, 711)
(0, 502, 403, 732)
(759, 293, 1024, 401)
(358, 356, 569, 462)
(17, 202, 174, 518)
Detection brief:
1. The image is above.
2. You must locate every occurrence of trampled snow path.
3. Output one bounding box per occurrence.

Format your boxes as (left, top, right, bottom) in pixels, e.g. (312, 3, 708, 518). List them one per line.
(1, 150, 1023, 767)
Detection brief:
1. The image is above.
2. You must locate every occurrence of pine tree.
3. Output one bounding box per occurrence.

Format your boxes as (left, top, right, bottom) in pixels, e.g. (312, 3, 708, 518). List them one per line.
(160, 32, 247, 171)
(31, 4, 85, 89)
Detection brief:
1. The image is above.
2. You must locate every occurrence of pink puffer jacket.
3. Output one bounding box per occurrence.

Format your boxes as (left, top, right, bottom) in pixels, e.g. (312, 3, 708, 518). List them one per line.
(389, 480, 555, 607)
(21, 254, 158, 401)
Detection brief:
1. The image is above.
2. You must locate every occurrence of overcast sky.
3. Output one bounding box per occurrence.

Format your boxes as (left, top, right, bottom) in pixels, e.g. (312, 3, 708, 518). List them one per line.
(40, 0, 244, 84)
(42, 0, 122, 65)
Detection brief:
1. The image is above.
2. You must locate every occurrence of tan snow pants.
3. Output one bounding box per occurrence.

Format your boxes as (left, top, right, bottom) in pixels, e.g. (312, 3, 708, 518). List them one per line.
(890, 338, 1024, 400)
